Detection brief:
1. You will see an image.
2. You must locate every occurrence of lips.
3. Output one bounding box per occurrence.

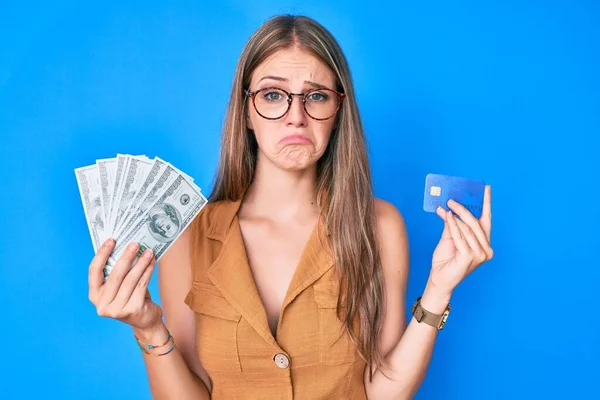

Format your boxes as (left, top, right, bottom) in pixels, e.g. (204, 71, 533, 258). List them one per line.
(279, 135, 312, 145)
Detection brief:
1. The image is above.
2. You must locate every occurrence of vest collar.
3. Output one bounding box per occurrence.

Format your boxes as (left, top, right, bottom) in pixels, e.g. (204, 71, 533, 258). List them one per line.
(204, 198, 335, 345)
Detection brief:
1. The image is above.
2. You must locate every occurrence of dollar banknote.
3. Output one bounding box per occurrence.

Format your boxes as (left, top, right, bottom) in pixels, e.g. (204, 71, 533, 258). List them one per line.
(114, 162, 180, 240)
(75, 154, 208, 278)
(74, 165, 107, 252)
(96, 157, 118, 224)
(111, 155, 154, 236)
(105, 174, 207, 276)
(112, 157, 168, 238)
(106, 154, 129, 235)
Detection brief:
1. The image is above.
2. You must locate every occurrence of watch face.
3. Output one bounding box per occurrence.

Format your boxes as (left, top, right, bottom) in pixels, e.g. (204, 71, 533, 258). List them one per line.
(439, 309, 450, 329)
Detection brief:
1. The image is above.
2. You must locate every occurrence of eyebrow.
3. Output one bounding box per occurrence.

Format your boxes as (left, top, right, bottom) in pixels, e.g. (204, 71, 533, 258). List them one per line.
(258, 75, 326, 89)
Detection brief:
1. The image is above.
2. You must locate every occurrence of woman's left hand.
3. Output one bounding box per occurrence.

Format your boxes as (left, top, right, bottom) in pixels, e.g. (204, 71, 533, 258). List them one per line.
(427, 185, 494, 298)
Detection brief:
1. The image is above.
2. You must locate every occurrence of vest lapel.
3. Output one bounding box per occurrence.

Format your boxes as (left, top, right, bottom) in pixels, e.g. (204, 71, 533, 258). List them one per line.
(279, 216, 335, 313)
(206, 200, 278, 348)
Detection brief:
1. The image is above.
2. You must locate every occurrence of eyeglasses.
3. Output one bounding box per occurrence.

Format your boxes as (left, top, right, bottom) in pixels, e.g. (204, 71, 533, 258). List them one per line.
(245, 86, 345, 121)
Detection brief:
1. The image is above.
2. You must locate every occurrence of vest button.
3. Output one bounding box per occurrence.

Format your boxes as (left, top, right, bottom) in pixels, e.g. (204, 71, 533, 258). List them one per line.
(273, 353, 290, 369)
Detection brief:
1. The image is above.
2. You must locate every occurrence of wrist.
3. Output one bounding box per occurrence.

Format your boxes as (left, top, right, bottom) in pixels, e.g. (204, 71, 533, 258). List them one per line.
(420, 285, 452, 315)
(132, 320, 168, 345)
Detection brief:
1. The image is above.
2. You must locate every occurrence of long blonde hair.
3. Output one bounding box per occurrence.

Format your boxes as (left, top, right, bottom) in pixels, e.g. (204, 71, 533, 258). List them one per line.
(209, 14, 384, 376)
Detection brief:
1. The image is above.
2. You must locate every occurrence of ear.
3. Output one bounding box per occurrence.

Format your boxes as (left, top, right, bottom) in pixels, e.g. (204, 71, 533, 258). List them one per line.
(246, 111, 254, 130)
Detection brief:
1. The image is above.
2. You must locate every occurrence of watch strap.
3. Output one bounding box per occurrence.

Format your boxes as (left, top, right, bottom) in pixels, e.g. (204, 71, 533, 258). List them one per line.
(412, 296, 451, 330)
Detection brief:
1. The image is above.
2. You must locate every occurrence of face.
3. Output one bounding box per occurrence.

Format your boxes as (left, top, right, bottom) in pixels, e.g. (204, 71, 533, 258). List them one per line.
(246, 47, 338, 171)
(153, 214, 177, 238)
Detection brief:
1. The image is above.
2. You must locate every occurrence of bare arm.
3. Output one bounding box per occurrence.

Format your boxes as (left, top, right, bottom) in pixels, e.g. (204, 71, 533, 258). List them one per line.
(364, 199, 448, 400)
(134, 226, 211, 399)
(366, 190, 493, 399)
(88, 229, 210, 400)
(134, 318, 211, 400)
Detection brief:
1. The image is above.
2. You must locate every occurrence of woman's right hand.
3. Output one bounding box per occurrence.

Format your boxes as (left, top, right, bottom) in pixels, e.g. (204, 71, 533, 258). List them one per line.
(88, 238, 163, 332)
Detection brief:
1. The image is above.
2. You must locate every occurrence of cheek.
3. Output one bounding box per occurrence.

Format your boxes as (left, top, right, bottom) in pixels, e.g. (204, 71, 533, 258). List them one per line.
(313, 123, 335, 151)
(251, 120, 275, 148)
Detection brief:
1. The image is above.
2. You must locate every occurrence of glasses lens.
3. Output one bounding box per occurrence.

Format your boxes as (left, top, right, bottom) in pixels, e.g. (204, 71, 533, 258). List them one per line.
(253, 88, 290, 119)
(304, 89, 340, 120)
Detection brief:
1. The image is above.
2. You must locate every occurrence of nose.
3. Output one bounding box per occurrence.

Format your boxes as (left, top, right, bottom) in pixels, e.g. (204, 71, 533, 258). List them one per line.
(285, 93, 308, 127)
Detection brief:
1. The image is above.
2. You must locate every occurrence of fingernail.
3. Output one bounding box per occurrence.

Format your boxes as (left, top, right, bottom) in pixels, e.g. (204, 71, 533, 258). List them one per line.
(143, 249, 153, 258)
(128, 242, 139, 251)
(104, 238, 114, 246)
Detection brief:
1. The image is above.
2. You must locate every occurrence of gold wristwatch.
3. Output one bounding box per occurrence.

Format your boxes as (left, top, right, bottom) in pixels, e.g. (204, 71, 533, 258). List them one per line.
(411, 296, 451, 330)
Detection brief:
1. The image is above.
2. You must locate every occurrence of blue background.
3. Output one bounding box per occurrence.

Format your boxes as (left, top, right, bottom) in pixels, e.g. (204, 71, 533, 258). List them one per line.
(2, 1, 598, 398)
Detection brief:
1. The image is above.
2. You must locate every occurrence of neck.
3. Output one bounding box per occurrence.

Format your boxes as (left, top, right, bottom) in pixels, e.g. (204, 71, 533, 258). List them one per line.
(242, 153, 319, 221)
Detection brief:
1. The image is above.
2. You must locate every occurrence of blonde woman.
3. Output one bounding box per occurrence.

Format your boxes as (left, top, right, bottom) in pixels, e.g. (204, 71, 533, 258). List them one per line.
(88, 14, 493, 399)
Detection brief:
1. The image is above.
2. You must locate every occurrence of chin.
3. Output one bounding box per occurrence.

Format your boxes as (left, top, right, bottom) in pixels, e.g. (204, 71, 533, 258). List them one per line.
(268, 147, 317, 170)
(276, 158, 315, 171)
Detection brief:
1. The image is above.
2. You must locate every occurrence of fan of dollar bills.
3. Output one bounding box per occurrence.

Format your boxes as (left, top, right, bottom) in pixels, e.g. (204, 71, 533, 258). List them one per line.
(75, 154, 208, 278)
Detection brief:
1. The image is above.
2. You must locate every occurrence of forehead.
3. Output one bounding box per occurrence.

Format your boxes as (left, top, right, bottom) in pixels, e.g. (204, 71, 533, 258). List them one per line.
(250, 47, 336, 87)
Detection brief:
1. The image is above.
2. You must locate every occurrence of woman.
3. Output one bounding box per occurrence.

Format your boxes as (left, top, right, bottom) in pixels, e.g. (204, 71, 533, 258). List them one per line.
(88, 14, 493, 399)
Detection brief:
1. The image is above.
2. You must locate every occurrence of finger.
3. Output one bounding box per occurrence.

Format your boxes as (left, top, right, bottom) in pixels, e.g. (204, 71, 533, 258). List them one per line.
(125, 261, 156, 314)
(447, 198, 479, 225)
(479, 185, 492, 240)
(88, 238, 115, 302)
(446, 211, 470, 255)
(455, 218, 487, 268)
(436, 207, 452, 239)
(111, 250, 155, 309)
(447, 199, 493, 258)
(99, 242, 140, 306)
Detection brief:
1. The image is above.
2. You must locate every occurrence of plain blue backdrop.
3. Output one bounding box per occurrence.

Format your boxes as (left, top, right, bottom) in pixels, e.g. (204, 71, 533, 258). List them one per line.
(2, 0, 598, 399)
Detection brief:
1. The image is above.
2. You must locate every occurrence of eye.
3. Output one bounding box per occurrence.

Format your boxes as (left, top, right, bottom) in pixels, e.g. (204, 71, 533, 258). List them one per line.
(262, 89, 286, 102)
(307, 91, 329, 102)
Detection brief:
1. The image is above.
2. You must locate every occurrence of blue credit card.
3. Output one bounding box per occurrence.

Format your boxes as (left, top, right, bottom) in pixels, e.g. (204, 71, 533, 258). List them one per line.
(423, 173, 486, 218)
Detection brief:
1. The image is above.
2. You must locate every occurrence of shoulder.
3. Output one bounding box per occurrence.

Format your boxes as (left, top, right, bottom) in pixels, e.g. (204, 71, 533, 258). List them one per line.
(161, 201, 220, 259)
(189, 199, 232, 234)
(373, 198, 409, 277)
(186, 198, 242, 246)
(192, 200, 221, 231)
(374, 198, 407, 239)
(160, 200, 227, 281)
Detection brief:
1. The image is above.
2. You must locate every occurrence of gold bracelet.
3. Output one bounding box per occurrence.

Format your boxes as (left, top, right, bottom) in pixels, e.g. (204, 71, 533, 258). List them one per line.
(143, 336, 176, 357)
(134, 329, 171, 350)
(134, 329, 173, 354)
